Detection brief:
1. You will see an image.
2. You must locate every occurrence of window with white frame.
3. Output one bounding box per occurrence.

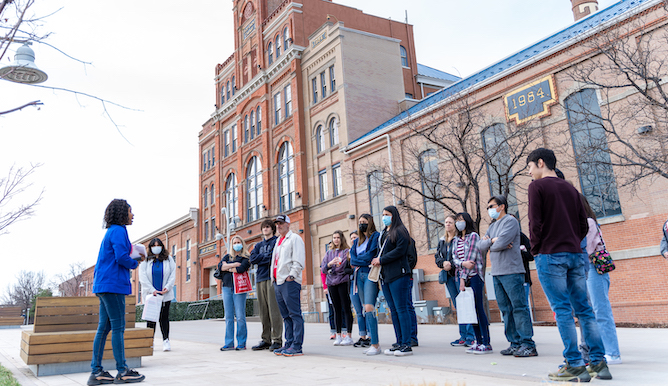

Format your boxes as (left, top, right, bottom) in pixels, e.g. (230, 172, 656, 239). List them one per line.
(329, 65, 335, 92)
(316, 125, 325, 153)
(210, 183, 215, 206)
(274, 92, 282, 125)
(244, 115, 249, 143)
(250, 110, 256, 140)
(283, 27, 290, 49)
(211, 216, 216, 241)
(368, 171, 385, 227)
(256, 106, 262, 136)
(320, 72, 326, 99)
(329, 118, 339, 147)
(225, 173, 238, 220)
(204, 220, 209, 241)
(232, 76, 235, 95)
(319, 169, 328, 202)
(204, 187, 208, 207)
(220, 88, 225, 105)
(275, 35, 281, 58)
(284, 84, 292, 117)
(247, 156, 263, 222)
(268, 42, 273, 65)
(224, 130, 230, 157)
(226, 81, 230, 100)
(400, 45, 408, 67)
(312, 78, 318, 103)
(332, 163, 342, 197)
(232, 124, 238, 152)
(278, 142, 295, 212)
(419, 149, 444, 249)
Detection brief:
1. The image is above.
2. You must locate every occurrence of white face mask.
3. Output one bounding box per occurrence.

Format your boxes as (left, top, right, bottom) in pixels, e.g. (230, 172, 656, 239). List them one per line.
(455, 221, 466, 232)
(151, 246, 163, 255)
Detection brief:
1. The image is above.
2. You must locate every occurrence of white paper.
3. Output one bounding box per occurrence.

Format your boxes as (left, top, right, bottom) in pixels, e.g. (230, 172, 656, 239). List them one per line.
(130, 244, 147, 260)
(142, 294, 163, 322)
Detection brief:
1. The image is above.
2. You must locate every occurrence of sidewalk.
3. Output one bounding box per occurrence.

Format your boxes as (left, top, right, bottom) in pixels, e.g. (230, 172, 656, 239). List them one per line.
(0, 320, 665, 385)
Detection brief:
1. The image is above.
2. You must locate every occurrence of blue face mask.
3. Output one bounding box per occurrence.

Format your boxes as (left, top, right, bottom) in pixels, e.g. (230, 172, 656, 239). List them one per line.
(488, 207, 500, 220)
(382, 215, 392, 227)
(233, 244, 243, 252)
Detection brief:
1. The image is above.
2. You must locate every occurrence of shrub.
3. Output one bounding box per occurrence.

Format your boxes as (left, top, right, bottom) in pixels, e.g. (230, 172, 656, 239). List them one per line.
(136, 298, 254, 322)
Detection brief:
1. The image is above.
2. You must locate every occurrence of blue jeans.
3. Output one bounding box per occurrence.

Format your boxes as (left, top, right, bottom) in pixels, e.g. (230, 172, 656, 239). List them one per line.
(445, 274, 475, 342)
(469, 275, 491, 345)
(274, 280, 304, 351)
(381, 275, 412, 346)
(493, 273, 535, 347)
(91, 293, 127, 373)
(350, 279, 366, 336)
(408, 278, 418, 344)
(535, 252, 605, 366)
(357, 269, 380, 344)
(222, 286, 247, 348)
(586, 260, 620, 357)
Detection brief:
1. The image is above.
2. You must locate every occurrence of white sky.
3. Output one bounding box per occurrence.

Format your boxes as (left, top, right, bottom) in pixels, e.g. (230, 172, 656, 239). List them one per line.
(0, 0, 618, 298)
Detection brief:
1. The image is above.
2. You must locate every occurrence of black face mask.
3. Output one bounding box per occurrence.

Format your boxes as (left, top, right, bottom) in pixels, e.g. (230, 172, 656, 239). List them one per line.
(359, 223, 368, 233)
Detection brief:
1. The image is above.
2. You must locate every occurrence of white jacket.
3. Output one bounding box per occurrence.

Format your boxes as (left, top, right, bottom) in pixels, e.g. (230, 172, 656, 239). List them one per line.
(139, 256, 176, 303)
(270, 230, 306, 285)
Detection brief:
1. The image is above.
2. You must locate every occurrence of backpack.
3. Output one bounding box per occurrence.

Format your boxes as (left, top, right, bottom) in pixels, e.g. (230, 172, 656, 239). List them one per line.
(407, 237, 418, 270)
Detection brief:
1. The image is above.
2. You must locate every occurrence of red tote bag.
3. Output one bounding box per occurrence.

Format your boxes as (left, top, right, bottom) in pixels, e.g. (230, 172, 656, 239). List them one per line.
(233, 271, 253, 294)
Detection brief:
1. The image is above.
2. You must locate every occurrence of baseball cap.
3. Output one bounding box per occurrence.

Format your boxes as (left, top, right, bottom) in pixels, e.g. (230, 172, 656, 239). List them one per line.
(274, 214, 291, 224)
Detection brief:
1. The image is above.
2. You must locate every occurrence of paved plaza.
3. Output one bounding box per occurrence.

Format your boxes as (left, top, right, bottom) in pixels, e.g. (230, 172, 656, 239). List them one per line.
(1, 319, 665, 385)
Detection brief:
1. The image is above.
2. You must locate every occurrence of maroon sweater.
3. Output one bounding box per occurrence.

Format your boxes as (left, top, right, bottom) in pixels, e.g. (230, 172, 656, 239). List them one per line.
(528, 177, 588, 256)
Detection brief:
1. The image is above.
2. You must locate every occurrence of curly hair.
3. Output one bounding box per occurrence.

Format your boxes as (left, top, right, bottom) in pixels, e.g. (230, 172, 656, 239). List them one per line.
(103, 199, 130, 228)
(148, 238, 169, 262)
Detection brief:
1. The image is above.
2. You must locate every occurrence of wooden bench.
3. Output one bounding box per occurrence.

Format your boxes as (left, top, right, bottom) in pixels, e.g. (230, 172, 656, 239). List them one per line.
(0, 306, 23, 327)
(20, 296, 153, 376)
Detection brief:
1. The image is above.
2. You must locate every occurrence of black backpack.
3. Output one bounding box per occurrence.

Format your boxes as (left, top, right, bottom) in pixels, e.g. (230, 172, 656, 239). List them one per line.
(407, 237, 418, 270)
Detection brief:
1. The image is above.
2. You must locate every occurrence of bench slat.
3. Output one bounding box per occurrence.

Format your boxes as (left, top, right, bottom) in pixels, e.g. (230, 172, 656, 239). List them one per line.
(35, 304, 135, 317)
(0, 318, 24, 325)
(22, 328, 153, 345)
(21, 337, 153, 355)
(21, 347, 153, 365)
(33, 317, 136, 333)
(35, 296, 137, 307)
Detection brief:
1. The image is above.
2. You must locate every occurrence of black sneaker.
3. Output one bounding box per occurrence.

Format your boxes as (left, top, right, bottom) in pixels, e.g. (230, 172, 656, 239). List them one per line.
(587, 359, 612, 380)
(252, 341, 271, 351)
(410, 340, 419, 347)
(394, 345, 413, 357)
(268, 342, 282, 351)
(114, 368, 145, 384)
(353, 337, 365, 347)
(514, 344, 538, 358)
(87, 370, 114, 385)
(361, 338, 371, 347)
(500, 345, 519, 356)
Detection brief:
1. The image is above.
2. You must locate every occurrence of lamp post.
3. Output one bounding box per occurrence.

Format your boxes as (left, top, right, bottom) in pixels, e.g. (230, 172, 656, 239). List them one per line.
(215, 207, 240, 253)
(79, 280, 88, 297)
(0, 42, 48, 84)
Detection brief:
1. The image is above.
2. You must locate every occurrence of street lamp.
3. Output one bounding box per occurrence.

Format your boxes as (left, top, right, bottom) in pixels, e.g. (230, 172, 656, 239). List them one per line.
(0, 42, 48, 84)
(79, 280, 89, 296)
(214, 207, 240, 252)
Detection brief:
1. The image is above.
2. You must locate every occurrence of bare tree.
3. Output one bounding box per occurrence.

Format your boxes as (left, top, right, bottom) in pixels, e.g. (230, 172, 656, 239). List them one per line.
(51, 261, 86, 297)
(0, 163, 43, 235)
(1, 270, 46, 312)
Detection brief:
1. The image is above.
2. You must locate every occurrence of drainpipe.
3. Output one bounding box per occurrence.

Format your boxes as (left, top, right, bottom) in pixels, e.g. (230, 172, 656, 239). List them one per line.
(342, 134, 396, 206)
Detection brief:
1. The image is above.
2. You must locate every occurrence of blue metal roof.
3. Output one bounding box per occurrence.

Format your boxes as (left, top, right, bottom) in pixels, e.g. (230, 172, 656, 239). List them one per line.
(417, 63, 461, 82)
(349, 0, 652, 147)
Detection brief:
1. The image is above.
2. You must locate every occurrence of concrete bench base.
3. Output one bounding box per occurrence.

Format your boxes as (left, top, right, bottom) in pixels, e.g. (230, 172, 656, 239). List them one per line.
(28, 357, 141, 377)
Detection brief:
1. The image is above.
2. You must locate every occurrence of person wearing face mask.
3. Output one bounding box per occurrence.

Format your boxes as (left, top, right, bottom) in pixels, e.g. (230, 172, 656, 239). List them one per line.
(218, 235, 251, 351)
(139, 238, 176, 352)
(452, 212, 492, 355)
(370, 206, 413, 357)
(435, 214, 475, 347)
(479, 196, 537, 358)
(321, 231, 354, 346)
(349, 214, 380, 354)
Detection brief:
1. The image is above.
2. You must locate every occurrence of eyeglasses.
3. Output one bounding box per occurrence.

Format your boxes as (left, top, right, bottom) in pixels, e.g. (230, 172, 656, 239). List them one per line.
(487, 204, 498, 210)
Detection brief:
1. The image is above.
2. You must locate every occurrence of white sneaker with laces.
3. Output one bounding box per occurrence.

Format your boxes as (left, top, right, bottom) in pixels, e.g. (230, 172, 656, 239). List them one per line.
(365, 346, 381, 356)
(340, 336, 354, 346)
(163, 339, 171, 352)
(605, 354, 622, 364)
(333, 335, 342, 346)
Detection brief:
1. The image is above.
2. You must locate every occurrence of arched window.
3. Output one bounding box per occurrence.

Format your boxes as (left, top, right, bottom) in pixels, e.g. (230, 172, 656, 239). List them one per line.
(329, 118, 339, 147)
(256, 106, 262, 136)
(419, 149, 444, 249)
(226, 81, 230, 100)
(250, 111, 256, 140)
(244, 115, 249, 143)
(278, 142, 295, 212)
(565, 89, 621, 218)
(268, 42, 273, 65)
(275, 35, 281, 58)
(400, 45, 408, 67)
(210, 183, 215, 206)
(247, 157, 263, 222)
(316, 125, 325, 153)
(283, 27, 290, 49)
(204, 187, 208, 207)
(225, 173, 238, 221)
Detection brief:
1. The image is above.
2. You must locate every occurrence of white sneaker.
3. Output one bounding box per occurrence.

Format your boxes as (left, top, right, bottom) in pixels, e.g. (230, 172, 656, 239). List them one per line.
(333, 335, 342, 346)
(365, 346, 381, 356)
(162, 339, 171, 352)
(465, 343, 479, 354)
(340, 336, 354, 346)
(605, 355, 622, 365)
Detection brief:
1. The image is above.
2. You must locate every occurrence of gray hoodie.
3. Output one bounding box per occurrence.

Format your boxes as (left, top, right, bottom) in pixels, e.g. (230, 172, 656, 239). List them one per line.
(478, 214, 525, 276)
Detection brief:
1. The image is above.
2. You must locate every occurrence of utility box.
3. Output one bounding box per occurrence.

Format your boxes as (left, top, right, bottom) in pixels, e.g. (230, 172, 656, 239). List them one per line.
(432, 306, 451, 324)
(414, 300, 438, 323)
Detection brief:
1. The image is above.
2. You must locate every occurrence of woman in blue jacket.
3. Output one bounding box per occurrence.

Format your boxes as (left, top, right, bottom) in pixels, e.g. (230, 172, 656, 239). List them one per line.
(349, 214, 380, 355)
(88, 199, 145, 385)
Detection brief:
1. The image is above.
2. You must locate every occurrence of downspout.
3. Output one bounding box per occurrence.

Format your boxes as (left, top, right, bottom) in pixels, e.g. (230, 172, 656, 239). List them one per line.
(342, 134, 396, 206)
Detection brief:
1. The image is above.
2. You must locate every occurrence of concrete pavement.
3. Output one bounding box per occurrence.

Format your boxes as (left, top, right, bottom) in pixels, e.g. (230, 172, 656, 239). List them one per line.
(0, 320, 665, 385)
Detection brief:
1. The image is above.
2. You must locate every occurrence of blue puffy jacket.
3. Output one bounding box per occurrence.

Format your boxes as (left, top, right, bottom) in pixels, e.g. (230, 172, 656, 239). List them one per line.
(350, 231, 380, 272)
(92, 225, 139, 295)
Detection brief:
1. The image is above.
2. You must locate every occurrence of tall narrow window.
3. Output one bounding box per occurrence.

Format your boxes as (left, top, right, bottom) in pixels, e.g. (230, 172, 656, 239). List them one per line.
(171, 244, 176, 258)
(420, 149, 444, 249)
(284, 84, 292, 117)
(482, 123, 519, 218)
(247, 157, 263, 222)
(274, 92, 282, 124)
(332, 163, 342, 197)
(232, 76, 236, 95)
(250, 111, 256, 140)
(244, 115, 249, 143)
(256, 106, 262, 136)
(207, 150, 211, 170)
(225, 173, 238, 221)
(565, 89, 622, 218)
(312, 78, 318, 103)
(329, 118, 339, 147)
(204, 220, 209, 241)
(329, 65, 335, 92)
(204, 187, 208, 207)
(211, 217, 216, 241)
(400, 45, 408, 67)
(186, 240, 190, 262)
(226, 81, 230, 100)
(275, 35, 281, 58)
(368, 171, 385, 227)
(210, 183, 215, 206)
(212, 145, 215, 165)
(232, 125, 237, 153)
(220, 88, 225, 105)
(202, 154, 206, 172)
(316, 125, 325, 153)
(268, 42, 273, 65)
(224, 130, 230, 157)
(320, 72, 326, 99)
(283, 27, 290, 49)
(319, 169, 328, 202)
(278, 142, 295, 212)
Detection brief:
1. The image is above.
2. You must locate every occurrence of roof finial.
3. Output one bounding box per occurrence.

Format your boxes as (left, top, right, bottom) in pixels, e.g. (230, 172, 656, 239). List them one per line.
(571, 0, 599, 21)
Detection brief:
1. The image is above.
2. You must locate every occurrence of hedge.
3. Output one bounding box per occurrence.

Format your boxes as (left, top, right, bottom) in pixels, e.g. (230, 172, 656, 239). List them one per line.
(135, 298, 255, 322)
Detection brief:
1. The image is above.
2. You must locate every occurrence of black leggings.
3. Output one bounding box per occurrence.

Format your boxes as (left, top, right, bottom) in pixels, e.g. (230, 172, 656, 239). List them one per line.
(147, 301, 171, 340)
(329, 283, 353, 334)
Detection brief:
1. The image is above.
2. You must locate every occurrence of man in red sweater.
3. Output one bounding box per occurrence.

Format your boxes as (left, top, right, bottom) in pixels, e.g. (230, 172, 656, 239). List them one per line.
(526, 148, 611, 382)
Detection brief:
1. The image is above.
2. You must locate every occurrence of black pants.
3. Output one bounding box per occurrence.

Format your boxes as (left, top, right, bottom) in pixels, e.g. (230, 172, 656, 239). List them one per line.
(147, 301, 171, 340)
(329, 283, 353, 334)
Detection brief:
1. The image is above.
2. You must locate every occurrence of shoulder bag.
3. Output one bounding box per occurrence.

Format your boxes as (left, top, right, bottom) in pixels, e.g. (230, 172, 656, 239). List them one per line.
(589, 224, 615, 274)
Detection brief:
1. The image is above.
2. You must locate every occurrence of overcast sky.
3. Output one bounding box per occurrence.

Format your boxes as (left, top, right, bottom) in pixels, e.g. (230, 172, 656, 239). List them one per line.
(0, 0, 618, 299)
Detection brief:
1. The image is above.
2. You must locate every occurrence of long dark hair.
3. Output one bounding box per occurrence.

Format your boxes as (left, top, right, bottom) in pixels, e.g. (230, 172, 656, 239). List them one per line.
(332, 230, 350, 251)
(148, 238, 169, 262)
(382, 205, 409, 243)
(103, 199, 130, 228)
(455, 212, 477, 238)
(358, 213, 377, 244)
(580, 193, 597, 222)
